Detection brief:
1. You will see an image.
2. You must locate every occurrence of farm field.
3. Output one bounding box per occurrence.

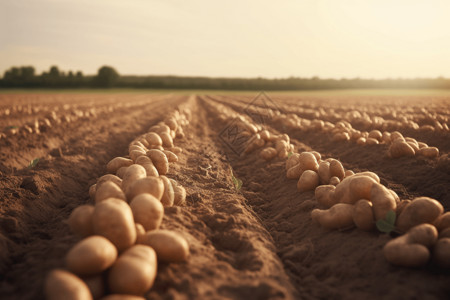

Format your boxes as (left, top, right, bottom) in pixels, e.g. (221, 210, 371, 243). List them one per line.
(0, 91, 450, 300)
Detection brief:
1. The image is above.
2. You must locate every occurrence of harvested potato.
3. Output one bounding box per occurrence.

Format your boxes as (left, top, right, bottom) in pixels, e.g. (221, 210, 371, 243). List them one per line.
(286, 163, 305, 180)
(368, 130, 382, 141)
(95, 181, 126, 203)
(396, 200, 411, 217)
(299, 152, 319, 172)
(108, 245, 157, 295)
(390, 131, 404, 142)
(344, 170, 355, 177)
(397, 197, 444, 232)
(97, 174, 122, 189)
(297, 170, 319, 193)
(135, 223, 146, 244)
(122, 164, 147, 195)
(160, 175, 175, 207)
(163, 150, 178, 163)
(311, 151, 321, 162)
(129, 150, 146, 162)
(260, 147, 278, 161)
(286, 153, 300, 171)
(107, 157, 133, 174)
(311, 203, 354, 230)
(259, 130, 271, 141)
(356, 137, 366, 145)
(383, 223, 438, 267)
(125, 176, 164, 202)
(135, 156, 159, 177)
(433, 238, 450, 268)
(45, 269, 93, 300)
(329, 176, 340, 186)
(314, 185, 337, 208)
(68, 205, 95, 238)
(353, 200, 375, 231)
(334, 174, 378, 204)
(139, 229, 189, 263)
(159, 132, 174, 148)
(366, 138, 379, 145)
(93, 198, 137, 252)
(83, 275, 105, 300)
(329, 159, 345, 180)
(169, 146, 183, 155)
(66, 235, 117, 276)
(417, 147, 439, 158)
(170, 179, 187, 206)
(332, 132, 350, 142)
(130, 194, 164, 231)
(389, 140, 415, 158)
(370, 183, 397, 221)
(89, 184, 97, 201)
(147, 149, 169, 175)
(433, 212, 450, 231)
(145, 132, 162, 146)
(317, 161, 331, 185)
(116, 167, 128, 179)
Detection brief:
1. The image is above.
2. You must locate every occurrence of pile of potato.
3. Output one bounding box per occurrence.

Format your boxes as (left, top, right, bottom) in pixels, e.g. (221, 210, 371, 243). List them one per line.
(45, 108, 191, 300)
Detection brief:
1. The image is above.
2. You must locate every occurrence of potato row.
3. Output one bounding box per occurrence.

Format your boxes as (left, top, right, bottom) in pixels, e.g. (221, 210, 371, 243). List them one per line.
(45, 107, 192, 300)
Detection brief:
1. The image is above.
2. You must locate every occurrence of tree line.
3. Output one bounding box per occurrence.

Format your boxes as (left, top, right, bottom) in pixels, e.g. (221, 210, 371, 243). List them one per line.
(1, 65, 450, 90)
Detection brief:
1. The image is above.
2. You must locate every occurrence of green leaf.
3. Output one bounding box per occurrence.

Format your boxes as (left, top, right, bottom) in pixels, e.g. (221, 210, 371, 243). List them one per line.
(385, 210, 396, 224)
(287, 152, 293, 158)
(376, 210, 396, 233)
(28, 158, 40, 169)
(5, 125, 18, 130)
(231, 171, 243, 191)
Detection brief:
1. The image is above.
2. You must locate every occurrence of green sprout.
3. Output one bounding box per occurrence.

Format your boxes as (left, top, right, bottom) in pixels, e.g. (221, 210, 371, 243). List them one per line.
(376, 210, 396, 233)
(231, 171, 243, 191)
(27, 158, 40, 169)
(287, 152, 294, 158)
(5, 125, 18, 130)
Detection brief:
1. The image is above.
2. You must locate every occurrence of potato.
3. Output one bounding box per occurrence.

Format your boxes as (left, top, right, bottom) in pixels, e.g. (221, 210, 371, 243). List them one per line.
(311, 203, 354, 230)
(433, 238, 450, 268)
(145, 132, 162, 146)
(286, 163, 305, 180)
(329, 159, 345, 180)
(169, 146, 183, 154)
(314, 185, 337, 208)
(122, 164, 147, 195)
(366, 138, 379, 145)
(129, 150, 146, 162)
(135, 156, 159, 177)
(125, 177, 164, 202)
(353, 200, 375, 231)
(397, 197, 444, 233)
(66, 236, 117, 276)
(147, 149, 169, 175)
(332, 132, 350, 142)
(107, 157, 133, 174)
(83, 275, 105, 300)
(286, 153, 300, 171)
(417, 147, 439, 158)
(329, 176, 340, 186)
(108, 245, 157, 295)
(130, 194, 164, 231)
(298, 152, 319, 172)
(344, 170, 355, 177)
(45, 269, 93, 300)
(163, 150, 178, 163)
(160, 175, 175, 207)
(334, 174, 378, 204)
(129, 145, 146, 153)
(433, 212, 450, 231)
(383, 223, 438, 267)
(116, 167, 128, 179)
(418, 142, 428, 149)
(368, 130, 382, 141)
(95, 181, 126, 203)
(139, 229, 189, 263)
(297, 170, 319, 193)
(389, 140, 415, 158)
(259, 130, 271, 141)
(89, 184, 97, 201)
(406, 141, 419, 152)
(159, 132, 174, 148)
(356, 137, 366, 145)
(97, 174, 122, 189)
(370, 183, 397, 221)
(260, 147, 277, 161)
(311, 151, 321, 162)
(101, 295, 145, 300)
(68, 205, 95, 238)
(93, 198, 137, 252)
(382, 131, 391, 144)
(165, 118, 178, 131)
(390, 131, 404, 142)
(135, 223, 146, 244)
(439, 228, 450, 239)
(170, 179, 186, 206)
(317, 161, 331, 185)
(396, 199, 411, 217)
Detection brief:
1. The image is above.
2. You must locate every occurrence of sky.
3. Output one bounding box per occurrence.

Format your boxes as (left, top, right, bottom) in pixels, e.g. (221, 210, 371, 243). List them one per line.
(1, 0, 450, 79)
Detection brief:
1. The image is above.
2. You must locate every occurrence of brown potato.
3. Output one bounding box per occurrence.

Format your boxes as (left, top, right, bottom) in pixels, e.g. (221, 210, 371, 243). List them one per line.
(433, 238, 450, 268)
(353, 200, 375, 231)
(135, 223, 146, 244)
(170, 179, 186, 206)
(417, 147, 439, 158)
(160, 176, 175, 207)
(83, 275, 105, 300)
(130, 194, 164, 231)
(159, 132, 174, 148)
(335, 174, 378, 204)
(97, 174, 122, 189)
(139, 230, 189, 263)
(95, 181, 126, 203)
(107, 157, 133, 174)
(108, 245, 157, 295)
(45, 269, 93, 300)
(260, 147, 277, 161)
(329, 159, 345, 180)
(286, 153, 300, 171)
(383, 224, 438, 267)
(396, 199, 411, 217)
(93, 198, 137, 252)
(129, 150, 146, 162)
(116, 167, 128, 179)
(68, 205, 95, 238)
(433, 212, 450, 231)
(125, 177, 164, 202)
(311, 203, 354, 230)
(314, 185, 337, 208)
(163, 150, 178, 163)
(389, 140, 415, 158)
(298, 152, 319, 172)
(297, 170, 319, 193)
(122, 164, 147, 195)
(145, 132, 162, 146)
(397, 197, 444, 233)
(169, 146, 183, 154)
(147, 149, 169, 175)
(370, 183, 397, 221)
(66, 235, 117, 276)
(89, 184, 97, 201)
(317, 161, 331, 185)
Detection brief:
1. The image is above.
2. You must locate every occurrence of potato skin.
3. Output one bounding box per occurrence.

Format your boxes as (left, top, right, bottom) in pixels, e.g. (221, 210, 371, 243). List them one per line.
(160, 176, 175, 207)
(95, 181, 126, 203)
(297, 170, 319, 193)
(107, 157, 133, 174)
(68, 205, 95, 238)
(335, 174, 378, 204)
(93, 198, 137, 252)
(122, 165, 147, 195)
(130, 194, 164, 231)
(397, 197, 444, 233)
(433, 238, 450, 268)
(314, 185, 337, 208)
(311, 203, 354, 230)
(260, 147, 277, 161)
(329, 159, 345, 180)
(125, 177, 164, 203)
(66, 235, 118, 276)
(147, 149, 169, 175)
(433, 212, 450, 231)
(353, 200, 375, 231)
(108, 245, 157, 295)
(170, 179, 186, 206)
(389, 140, 415, 158)
(45, 269, 93, 300)
(317, 161, 331, 185)
(83, 275, 105, 300)
(370, 183, 397, 221)
(139, 230, 189, 263)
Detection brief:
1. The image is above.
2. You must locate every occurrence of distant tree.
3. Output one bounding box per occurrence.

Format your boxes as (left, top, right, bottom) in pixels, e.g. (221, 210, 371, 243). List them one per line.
(49, 66, 60, 78)
(94, 66, 119, 87)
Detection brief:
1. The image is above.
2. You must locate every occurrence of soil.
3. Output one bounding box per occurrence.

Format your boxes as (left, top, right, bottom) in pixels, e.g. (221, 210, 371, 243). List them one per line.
(0, 92, 449, 300)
